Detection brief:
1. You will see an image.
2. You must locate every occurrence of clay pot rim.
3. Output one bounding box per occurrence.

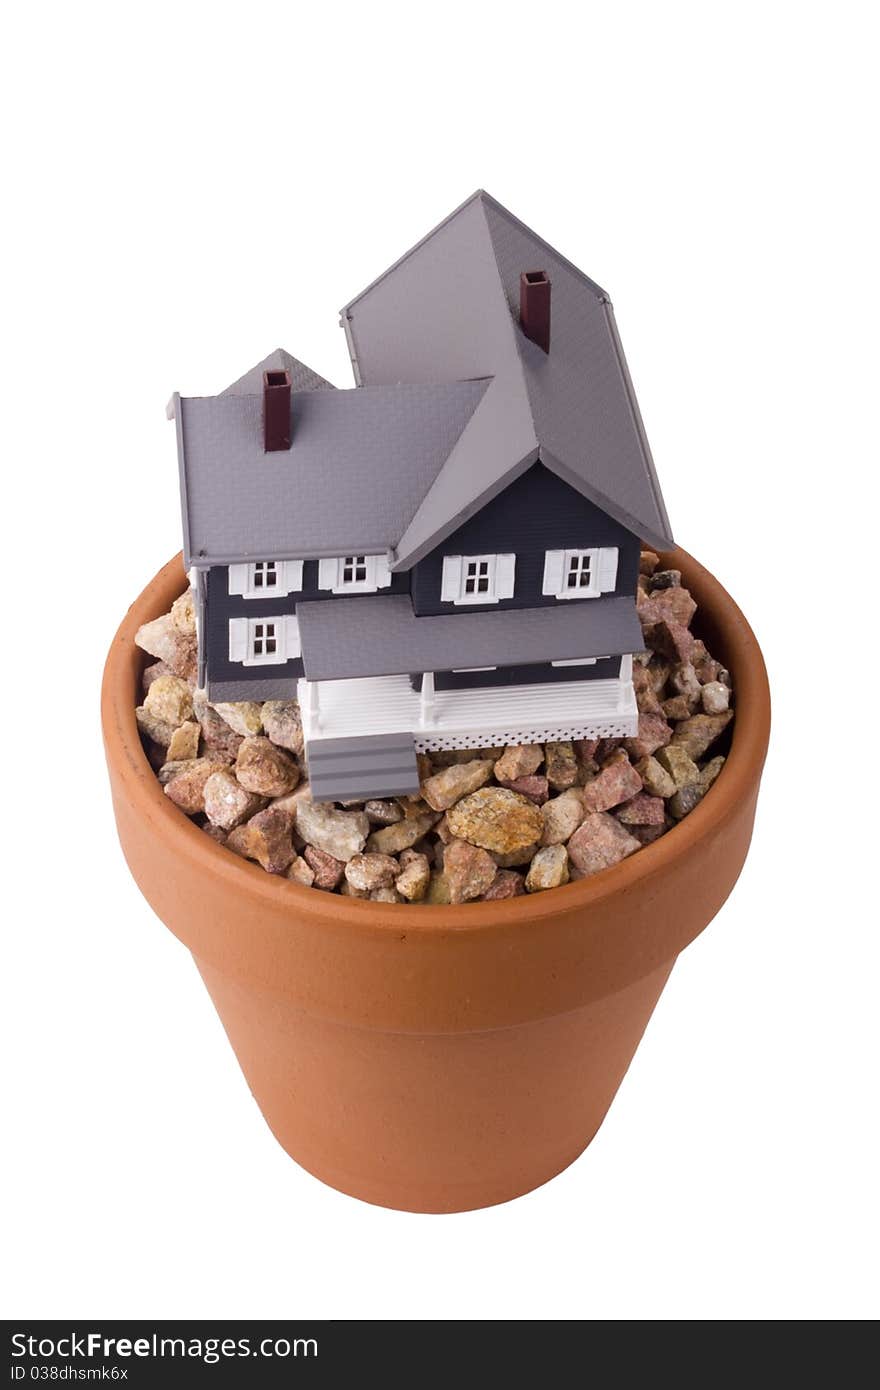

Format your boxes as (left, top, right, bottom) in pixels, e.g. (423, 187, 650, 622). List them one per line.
(102, 545, 770, 939)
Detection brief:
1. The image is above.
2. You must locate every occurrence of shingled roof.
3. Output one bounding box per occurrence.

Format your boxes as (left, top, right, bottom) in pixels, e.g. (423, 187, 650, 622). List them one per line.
(342, 190, 673, 561)
(173, 373, 489, 567)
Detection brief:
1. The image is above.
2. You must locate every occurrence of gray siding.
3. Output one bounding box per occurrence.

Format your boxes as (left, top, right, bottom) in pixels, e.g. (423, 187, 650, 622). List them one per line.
(410, 463, 639, 617)
(204, 561, 409, 690)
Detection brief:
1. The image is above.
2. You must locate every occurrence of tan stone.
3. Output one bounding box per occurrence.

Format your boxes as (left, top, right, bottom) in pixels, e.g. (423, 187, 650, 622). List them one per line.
(162, 757, 229, 814)
(671, 710, 733, 760)
(544, 741, 578, 790)
(656, 744, 701, 790)
(345, 852, 400, 892)
(540, 788, 585, 845)
(227, 806, 296, 874)
(366, 814, 436, 855)
(203, 769, 266, 830)
(446, 787, 544, 854)
(443, 839, 498, 903)
(421, 759, 494, 812)
(212, 701, 263, 737)
(525, 844, 570, 892)
(165, 720, 200, 761)
(295, 800, 369, 862)
(261, 700, 304, 755)
(395, 853, 431, 902)
(235, 736, 300, 796)
(493, 743, 543, 782)
(634, 755, 676, 800)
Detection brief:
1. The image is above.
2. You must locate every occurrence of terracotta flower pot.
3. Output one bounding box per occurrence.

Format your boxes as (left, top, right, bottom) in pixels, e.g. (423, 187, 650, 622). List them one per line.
(102, 546, 769, 1213)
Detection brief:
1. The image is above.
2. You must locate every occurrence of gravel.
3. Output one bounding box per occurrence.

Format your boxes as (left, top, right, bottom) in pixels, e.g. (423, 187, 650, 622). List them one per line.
(135, 552, 735, 900)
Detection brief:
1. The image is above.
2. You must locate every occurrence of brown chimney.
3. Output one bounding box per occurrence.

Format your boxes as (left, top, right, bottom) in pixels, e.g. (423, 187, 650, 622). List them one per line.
(520, 270, 551, 353)
(263, 369, 292, 451)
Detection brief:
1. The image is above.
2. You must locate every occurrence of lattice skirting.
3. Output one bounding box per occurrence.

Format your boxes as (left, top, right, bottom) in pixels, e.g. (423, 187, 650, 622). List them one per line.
(414, 714, 638, 752)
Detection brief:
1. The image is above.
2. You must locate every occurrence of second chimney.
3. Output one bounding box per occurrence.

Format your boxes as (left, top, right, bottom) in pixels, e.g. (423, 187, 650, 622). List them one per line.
(263, 369, 292, 451)
(520, 270, 551, 354)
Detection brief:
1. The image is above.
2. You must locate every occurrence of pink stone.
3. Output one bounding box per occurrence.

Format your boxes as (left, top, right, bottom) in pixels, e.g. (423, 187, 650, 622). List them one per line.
(497, 774, 549, 804)
(303, 844, 346, 890)
(581, 760, 643, 814)
(623, 712, 673, 761)
(567, 813, 642, 877)
(480, 869, 525, 900)
(616, 793, 666, 826)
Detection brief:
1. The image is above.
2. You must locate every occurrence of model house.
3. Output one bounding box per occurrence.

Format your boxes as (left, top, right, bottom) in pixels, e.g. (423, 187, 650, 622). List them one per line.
(169, 191, 674, 800)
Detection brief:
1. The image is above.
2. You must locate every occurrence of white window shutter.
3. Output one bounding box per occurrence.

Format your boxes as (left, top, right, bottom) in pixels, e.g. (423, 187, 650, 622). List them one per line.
(441, 556, 463, 602)
(284, 615, 301, 659)
(597, 547, 619, 593)
(370, 554, 393, 589)
(317, 558, 338, 590)
(496, 553, 516, 599)
(283, 560, 303, 593)
(542, 550, 565, 595)
(228, 564, 248, 596)
(228, 618, 248, 662)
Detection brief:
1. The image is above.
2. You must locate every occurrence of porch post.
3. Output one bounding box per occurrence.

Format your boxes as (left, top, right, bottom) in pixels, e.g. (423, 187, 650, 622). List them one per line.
(420, 671, 435, 726)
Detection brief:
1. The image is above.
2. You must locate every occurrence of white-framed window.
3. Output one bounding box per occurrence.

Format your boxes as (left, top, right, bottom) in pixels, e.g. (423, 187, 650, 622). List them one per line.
(542, 547, 618, 600)
(228, 615, 301, 667)
(317, 554, 393, 594)
(441, 553, 516, 605)
(228, 560, 303, 599)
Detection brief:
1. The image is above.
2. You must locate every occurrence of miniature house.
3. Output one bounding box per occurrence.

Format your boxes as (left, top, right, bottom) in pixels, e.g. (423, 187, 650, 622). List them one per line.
(169, 191, 673, 801)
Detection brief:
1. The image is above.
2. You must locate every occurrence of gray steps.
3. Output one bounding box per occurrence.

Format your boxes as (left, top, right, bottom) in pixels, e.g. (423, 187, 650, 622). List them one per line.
(305, 732, 420, 803)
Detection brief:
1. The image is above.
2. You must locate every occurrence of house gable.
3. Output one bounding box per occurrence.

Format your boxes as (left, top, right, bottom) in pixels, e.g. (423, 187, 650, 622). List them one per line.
(410, 462, 639, 617)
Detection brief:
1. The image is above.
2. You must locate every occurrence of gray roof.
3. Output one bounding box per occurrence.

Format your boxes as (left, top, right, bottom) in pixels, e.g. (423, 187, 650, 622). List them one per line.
(342, 190, 673, 560)
(176, 378, 489, 566)
(221, 347, 335, 397)
(296, 594, 642, 681)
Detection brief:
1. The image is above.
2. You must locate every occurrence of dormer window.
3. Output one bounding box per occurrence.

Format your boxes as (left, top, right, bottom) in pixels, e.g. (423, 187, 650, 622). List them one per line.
(441, 554, 516, 605)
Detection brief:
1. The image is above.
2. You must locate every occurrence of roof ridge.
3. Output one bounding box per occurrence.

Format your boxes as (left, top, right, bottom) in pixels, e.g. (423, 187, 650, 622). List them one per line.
(479, 192, 610, 304)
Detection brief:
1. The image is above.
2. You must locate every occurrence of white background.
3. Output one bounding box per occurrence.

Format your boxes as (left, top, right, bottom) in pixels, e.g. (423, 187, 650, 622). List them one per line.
(2, 0, 877, 1321)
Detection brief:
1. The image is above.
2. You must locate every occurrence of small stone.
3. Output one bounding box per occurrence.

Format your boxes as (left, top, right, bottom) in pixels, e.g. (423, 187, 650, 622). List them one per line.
(434, 814, 453, 843)
(568, 813, 642, 877)
(594, 738, 622, 764)
(364, 799, 404, 825)
(656, 745, 701, 790)
(134, 612, 197, 681)
(424, 872, 452, 905)
(166, 720, 200, 761)
(667, 661, 703, 711)
(661, 695, 694, 722)
(201, 823, 228, 845)
(668, 783, 706, 820)
(616, 793, 666, 826)
(497, 774, 549, 804)
(367, 813, 437, 855)
(235, 736, 300, 796)
(544, 741, 578, 790)
(525, 844, 570, 892)
(370, 887, 402, 903)
(649, 569, 681, 590)
(640, 550, 660, 575)
(443, 839, 498, 903)
(286, 855, 316, 887)
(493, 743, 543, 782)
(345, 852, 399, 892)
(638, 585, 697, 630)
(694, 655, 722, 685)
(261, 700, 304, 755)
(295, 800, 369, 862)
(421, 759, 494, 812)
(480, 870, 526, 900)
(701, 681, 731, 715)
(203, 769, 266, 830)
(634, 755, 676, 799)
(623, 712, 672, 760)
(142, 660, 172, 696)
(163, 757, 230, 814)
(540, 788, 585, 845)
(632, 665, 663, 714)
(135, 704, 176, 748)
(581, 760, 643, 814)
(143, 674, 193, 728)
(644, 619, 695, 664)
(212, 701, 263, 737)
(227, 806, 295, 874)
(303, 844, 345, 889)
(395, 852, 430, 902)
(446, 787, 544, 855)
(671, 710, 734, 760)
(170, 588, 196, 634)
(700, 755, 726, 791)
(192, 690, 244, 760)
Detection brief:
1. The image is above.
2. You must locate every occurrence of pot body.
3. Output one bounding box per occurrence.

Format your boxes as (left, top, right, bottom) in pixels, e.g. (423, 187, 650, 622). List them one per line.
(103, 547, 769, 1212)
